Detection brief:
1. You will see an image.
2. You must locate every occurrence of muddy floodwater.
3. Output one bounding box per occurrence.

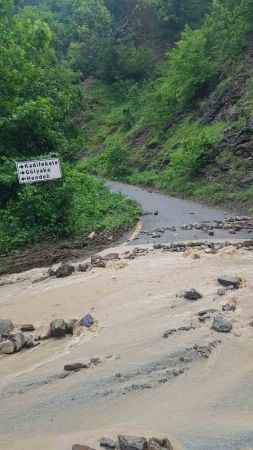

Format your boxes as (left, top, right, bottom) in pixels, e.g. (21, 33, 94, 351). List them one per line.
(1, 184, 253, 450)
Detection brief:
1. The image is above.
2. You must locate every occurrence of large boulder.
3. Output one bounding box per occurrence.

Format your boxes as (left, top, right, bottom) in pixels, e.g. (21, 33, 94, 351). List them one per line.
(212, 315, 233, 333)
(0, 332, 26, 354)
(217, 275, 241, 289)
(50, 319, 67, 337)
(11, 332, 26, 351)
(0, 340, 16, 354)
(0, 319, 14, 336)
(118, 435, 147, 450)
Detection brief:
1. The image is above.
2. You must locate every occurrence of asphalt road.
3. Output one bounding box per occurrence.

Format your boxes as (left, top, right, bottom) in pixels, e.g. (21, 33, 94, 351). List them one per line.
(107, 180, 251, 243)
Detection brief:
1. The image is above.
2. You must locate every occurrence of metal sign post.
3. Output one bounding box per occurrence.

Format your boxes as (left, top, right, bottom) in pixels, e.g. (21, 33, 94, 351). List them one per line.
(16, 158, 62, 184)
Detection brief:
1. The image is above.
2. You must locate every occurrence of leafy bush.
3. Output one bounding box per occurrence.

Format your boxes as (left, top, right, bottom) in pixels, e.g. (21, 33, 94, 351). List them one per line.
(0, 165, 140, 254)
(161, 121, 225, 187)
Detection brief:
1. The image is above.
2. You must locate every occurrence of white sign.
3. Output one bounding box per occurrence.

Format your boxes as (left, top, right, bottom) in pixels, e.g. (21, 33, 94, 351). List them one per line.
(16, 159, 62, 184)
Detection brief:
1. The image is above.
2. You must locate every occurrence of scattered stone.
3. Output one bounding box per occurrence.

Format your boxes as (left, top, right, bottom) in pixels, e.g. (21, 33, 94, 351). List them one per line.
(198, 309, 218, 322)
(24, 334, 40, 349)
(217, 288, 227, 296)
(50, 319, 67, 338)
(88, 231, 96, 240)
(163, 325, 194, 338)
(80, 313, 94, 328)
(90, 357, 102, 366)
(180, 289, 202, 301)
(10, 332, 26, 352)
(222, 298, 237, 312)
(35, 325, 51, 340)
(0, 319, 14, 336)
(118, 435, 147, 450)
(78, 263, 92, 272)
(0, 339, 16, 354)
(91, 255, 106, 268)
(149, 438, 173, 450)
(50, 263, 75, 278)
(66, 319, 79, 334)
(153, 244, 163, 250)
(64, 363, 85, 372)
(20, 324, 35, 332)
(193, 341, 220, 358)
(212, 315, 233, 333)
(100, 438, 117, 449)
(217, 275, 241, 289)
(0, 332, 26, 354)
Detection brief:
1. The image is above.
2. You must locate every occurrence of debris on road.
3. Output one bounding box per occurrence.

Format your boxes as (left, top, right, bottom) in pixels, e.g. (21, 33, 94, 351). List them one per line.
(212, 315, 233, 333)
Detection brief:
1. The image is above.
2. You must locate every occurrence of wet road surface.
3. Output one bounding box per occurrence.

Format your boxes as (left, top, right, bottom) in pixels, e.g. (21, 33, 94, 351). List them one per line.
(107, 181, 251, 243)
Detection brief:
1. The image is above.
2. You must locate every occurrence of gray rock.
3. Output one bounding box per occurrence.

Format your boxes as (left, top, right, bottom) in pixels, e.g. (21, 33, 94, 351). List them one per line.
(24, 334, 40, 349)
(212, 315, 233, 333)
(66, 319, 79, 334)
(100, 437, 117, 449)
(0, 332, 26, 354)
(180, 289, 202, 301)
(149, 438, 173, 450)
(91, 255, 106, 268)
(78, 263, 92, 272)
(50, 319, 67, 337)
(64, 363, 84, 372)
(0, 319, 14, 336)
(0, 339, 16, 354)
(11, 332, 26, 351)
(222, 299, 237, 312)
(118, 435, 147, 450)
(217, 275, 241, 289)
(53, 263, 75, 278)
(35, 325, 51, 340)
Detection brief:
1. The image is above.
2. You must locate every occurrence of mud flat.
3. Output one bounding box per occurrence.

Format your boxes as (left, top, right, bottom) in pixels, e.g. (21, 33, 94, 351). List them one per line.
(1, 242, 253, 449)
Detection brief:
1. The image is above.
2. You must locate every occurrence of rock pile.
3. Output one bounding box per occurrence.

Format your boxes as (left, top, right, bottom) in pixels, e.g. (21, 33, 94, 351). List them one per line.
(73, 435, 174, 450)
(146, 216, 253, 237)
(0, 313, 96, 355)
(0, 325, 39, 355)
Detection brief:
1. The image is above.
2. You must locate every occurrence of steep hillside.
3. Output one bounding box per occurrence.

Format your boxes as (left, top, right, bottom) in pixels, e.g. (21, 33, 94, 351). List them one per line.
(82, 1, 253, 212)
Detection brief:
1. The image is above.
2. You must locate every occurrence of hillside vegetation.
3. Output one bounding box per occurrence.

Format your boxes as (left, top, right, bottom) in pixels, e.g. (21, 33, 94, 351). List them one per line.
(1, 0, 253, 254)
(83, 0, 253, 212)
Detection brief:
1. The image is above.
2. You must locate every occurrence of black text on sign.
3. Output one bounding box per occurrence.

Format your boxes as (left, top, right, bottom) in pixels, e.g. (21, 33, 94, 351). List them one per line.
(16, 159, 62, 184)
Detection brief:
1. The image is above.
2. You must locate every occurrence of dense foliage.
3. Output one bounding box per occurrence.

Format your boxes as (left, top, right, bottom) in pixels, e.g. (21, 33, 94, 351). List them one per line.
(1, 0, 253, 254)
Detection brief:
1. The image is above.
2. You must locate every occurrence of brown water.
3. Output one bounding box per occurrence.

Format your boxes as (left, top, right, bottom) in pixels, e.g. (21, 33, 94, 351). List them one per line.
(1, 245, 253, 449)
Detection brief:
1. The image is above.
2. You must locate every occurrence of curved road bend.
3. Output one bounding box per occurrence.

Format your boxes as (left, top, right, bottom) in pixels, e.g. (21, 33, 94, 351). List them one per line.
(107, 180, 251, 243)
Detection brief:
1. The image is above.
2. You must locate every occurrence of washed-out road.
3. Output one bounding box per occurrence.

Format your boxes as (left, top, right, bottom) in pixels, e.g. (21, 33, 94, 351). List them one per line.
(1, 183, 253, 450)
